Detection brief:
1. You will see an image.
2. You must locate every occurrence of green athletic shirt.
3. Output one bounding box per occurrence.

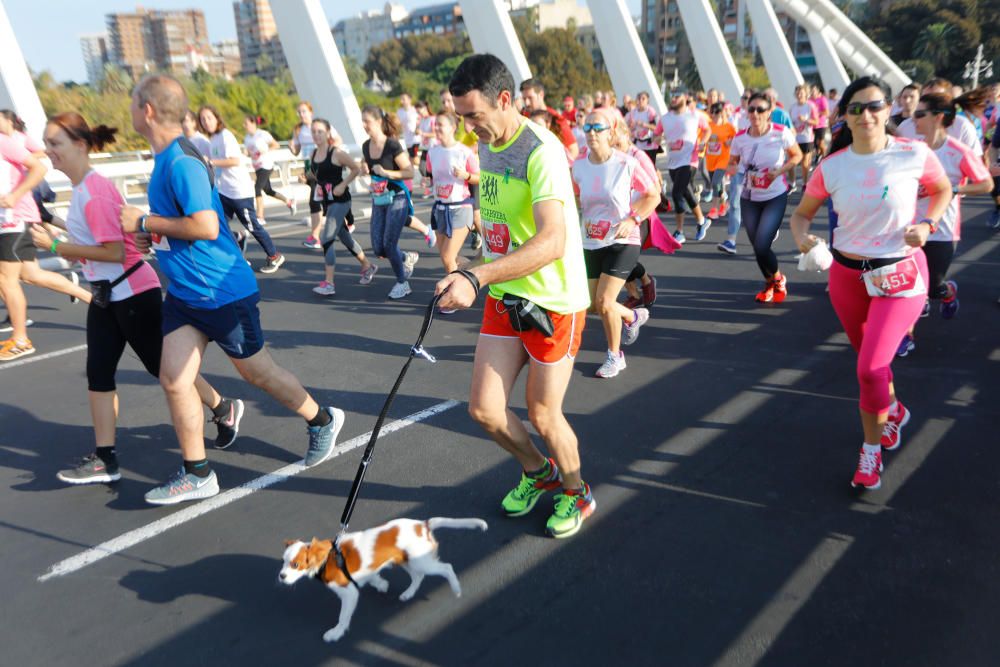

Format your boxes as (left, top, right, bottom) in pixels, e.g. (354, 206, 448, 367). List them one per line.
(478, 119, 589, 314)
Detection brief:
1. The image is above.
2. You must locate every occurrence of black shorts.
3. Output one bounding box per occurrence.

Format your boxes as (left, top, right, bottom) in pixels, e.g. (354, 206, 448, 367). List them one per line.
(408, 144, 419, 160)
(798, 142, 814, 157)
(584, 243, 641, 280)
(0, 231, 36, 262)
(813, 128, 828, 151)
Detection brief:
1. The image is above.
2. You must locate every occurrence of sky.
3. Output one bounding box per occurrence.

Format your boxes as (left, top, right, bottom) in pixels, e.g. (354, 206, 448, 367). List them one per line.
(5, 0, 643, 83)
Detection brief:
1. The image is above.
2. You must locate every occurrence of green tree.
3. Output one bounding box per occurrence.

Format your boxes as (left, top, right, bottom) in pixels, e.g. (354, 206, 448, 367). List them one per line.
(914, 22, 957, 70)
(734, 55, 769, 92)
(365, 33, 470, 83)
(511, 16, 611, 102)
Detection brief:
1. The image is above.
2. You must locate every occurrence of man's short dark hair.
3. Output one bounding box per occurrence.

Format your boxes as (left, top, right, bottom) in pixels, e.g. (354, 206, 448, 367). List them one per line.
(449, 54, 515, 106)
(520, 78, 543, 94)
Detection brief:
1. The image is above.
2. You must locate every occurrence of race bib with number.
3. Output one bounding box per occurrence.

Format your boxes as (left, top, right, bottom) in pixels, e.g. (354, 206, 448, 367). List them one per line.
(370, 180, 388, 195)
(707, 142, 722, 155)
(669, 139, 684, 151)
(862, 257, 925, 298)
(584, 219, 612, 240)
(435, 183, 454, 200)
(484, 222, 511, 256)
(749, 170, 770, 189)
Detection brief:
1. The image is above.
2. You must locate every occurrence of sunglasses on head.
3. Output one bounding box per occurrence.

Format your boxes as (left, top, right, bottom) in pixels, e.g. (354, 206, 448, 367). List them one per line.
(845, 99, 888, 115)
(582, 123, 610, 133)
(747, 105, 770, 114)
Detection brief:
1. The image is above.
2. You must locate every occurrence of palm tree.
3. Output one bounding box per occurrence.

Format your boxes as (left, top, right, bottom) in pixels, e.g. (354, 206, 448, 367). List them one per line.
(914, 23, 956, 69)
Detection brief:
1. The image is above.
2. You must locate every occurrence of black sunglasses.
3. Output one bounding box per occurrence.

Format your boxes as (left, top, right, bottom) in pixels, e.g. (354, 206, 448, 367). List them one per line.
(845, 99, 888, 115)
(913, 109, 949, 119)
(747, 105, 771, 114)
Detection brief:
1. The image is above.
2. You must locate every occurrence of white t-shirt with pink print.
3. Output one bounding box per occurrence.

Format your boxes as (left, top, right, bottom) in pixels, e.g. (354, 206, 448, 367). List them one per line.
(656, 111, 705, 170)
(805, 137, 947, 259)
(730, 124, 797, 202)
(427, 143, 478, 204)
(65, 171, 161, 302)
(915, 136, 990, 242)
(572, 149, 655, 249)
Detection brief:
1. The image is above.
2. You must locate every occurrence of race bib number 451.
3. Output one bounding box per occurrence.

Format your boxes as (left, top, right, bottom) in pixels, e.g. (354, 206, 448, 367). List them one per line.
(862, 257, 924, 298)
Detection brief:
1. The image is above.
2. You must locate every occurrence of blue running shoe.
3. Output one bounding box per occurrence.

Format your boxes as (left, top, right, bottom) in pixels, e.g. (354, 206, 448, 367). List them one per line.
(940, 281, 959, 319)
(717, 239, 737, 255)
(305, 407, 345, 467)
(695, 218, 712, 241)
(896, 334, 915, 358)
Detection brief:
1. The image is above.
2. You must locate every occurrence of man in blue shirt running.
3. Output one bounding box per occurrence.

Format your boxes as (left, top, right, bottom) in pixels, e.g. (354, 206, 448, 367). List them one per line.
(120, 74, 344, 505)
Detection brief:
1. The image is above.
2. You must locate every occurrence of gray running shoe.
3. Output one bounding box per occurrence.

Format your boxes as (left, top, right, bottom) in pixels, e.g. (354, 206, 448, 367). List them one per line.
(145, 468, 219, 505)
(212, 398, 245, 449)
(57, 453, 121, 485)
(304, 407, 345, 467)
(621, 307, 650, 346)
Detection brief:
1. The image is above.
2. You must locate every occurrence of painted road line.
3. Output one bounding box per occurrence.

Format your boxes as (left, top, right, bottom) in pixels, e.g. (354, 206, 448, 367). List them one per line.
(0, 344, 88, 371)
(38, 399, 461, 582)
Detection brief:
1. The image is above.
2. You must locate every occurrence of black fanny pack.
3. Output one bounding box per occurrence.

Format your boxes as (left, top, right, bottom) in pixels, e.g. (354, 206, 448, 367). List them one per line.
(90, 262, 143, 309)
(501, 294, 555, 338)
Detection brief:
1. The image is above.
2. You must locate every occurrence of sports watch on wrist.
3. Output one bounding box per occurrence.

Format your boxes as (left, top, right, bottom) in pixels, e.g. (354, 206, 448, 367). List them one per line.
(918, 217, 938, 234)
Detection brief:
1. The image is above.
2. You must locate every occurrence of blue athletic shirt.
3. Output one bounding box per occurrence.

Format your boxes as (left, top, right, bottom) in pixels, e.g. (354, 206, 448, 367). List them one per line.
(771, 106, 792, 129)
(147, 136, 258, 308)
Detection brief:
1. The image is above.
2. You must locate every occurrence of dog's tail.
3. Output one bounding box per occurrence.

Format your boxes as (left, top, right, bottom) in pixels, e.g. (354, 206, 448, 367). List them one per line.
(427, 517, 488, 532)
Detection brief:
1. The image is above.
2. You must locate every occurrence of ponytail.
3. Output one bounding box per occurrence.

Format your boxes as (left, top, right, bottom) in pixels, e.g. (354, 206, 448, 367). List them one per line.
(362, 105, 401, 139)
(48, 112, 118, 151)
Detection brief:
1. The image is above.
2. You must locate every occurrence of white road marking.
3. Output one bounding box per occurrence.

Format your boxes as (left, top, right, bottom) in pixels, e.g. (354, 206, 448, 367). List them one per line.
(38, 399, 460, 582)
(0, 344, 87, 371)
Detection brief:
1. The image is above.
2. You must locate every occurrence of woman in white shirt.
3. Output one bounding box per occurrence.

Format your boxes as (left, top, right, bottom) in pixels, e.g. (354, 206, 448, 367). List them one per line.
(289, 101, 322, 249)
(791, 76, 952, 491)
(728, 92, 802, 303)
(243, 115, 296, 225)
(572, 110, 659, 379)
(201, 107, 285, 274)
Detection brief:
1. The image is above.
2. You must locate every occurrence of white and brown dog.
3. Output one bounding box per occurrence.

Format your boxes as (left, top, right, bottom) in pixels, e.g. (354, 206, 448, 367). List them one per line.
(279, 517, 487, 642)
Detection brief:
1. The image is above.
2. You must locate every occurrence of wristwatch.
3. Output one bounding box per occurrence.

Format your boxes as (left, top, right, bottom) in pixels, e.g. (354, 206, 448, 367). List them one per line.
(918, 217, 938, 234)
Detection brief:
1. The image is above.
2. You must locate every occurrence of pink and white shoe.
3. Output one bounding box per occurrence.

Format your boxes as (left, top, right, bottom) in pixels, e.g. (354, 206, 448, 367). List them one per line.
(880, 401, 911, 451)
(851, 446, 883, 490)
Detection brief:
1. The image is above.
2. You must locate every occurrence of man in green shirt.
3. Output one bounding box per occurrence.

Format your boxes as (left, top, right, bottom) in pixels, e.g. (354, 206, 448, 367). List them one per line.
(436, 54, 594, 539)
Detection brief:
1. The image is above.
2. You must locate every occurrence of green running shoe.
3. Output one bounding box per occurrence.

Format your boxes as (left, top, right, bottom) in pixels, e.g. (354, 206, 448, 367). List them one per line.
(501, 458, 561, 517)
(545, 483, 596, 539)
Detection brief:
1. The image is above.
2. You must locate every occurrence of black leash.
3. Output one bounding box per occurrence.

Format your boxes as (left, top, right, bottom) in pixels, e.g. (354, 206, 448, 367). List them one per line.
(332, 272, 481, 587)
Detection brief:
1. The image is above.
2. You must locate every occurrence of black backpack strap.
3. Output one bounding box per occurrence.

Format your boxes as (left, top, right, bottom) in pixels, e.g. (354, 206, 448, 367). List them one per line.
(169, 135, 217, 217)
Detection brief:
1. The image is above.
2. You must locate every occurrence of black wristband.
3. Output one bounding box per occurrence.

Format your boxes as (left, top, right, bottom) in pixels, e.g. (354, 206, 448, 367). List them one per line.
(451, 269, 480, 296)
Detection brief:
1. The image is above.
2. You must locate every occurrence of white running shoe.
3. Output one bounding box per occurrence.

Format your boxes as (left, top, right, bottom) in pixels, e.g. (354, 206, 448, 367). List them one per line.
(595, 350, 626, 378)
(621, 307, 649, 346)
(312, 281, 336, 296)
(388, 281, 412, 299)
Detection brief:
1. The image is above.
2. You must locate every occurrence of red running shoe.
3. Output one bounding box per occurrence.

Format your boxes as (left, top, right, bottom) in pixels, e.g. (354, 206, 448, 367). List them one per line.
(641, 275, 657, 306)
(771, 273, 787, 303)
(880, 401, 911, 451)
(851, 447, 883, 490)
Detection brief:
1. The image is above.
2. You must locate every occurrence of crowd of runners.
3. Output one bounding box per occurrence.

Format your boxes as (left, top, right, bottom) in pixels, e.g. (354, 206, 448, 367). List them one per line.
(2, 54, 999, 534)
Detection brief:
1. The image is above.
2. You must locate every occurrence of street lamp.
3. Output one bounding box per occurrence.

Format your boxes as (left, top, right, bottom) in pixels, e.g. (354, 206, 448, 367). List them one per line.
(964, 44, 993, 89)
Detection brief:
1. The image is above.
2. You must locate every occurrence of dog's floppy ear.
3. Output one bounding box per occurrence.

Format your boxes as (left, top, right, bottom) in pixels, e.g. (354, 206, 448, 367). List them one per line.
(305, 538, 333, 570)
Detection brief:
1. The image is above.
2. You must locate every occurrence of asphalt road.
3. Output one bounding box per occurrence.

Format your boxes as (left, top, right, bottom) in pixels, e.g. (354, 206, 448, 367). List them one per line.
(2, 192, 999, 666)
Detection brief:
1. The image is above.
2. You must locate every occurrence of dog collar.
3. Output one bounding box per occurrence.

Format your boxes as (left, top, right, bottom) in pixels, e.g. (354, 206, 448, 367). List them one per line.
(332, 540, 360, 589)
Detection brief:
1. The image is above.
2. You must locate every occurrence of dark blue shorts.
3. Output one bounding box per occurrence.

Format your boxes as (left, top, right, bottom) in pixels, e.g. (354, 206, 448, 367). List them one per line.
(162, 292, 264, 359)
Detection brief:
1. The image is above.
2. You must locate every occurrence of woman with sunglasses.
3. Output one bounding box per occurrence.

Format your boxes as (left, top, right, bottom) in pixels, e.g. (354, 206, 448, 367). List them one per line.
(728, 92, 802, 303)
(572, 110, 659, 379)
(653, 92, 710, 244)
(791, 77, 952, 491)
(895, 93, 992, 355)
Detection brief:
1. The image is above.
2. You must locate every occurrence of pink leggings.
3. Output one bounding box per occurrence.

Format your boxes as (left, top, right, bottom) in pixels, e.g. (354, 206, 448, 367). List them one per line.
(828, 250, 928, 414)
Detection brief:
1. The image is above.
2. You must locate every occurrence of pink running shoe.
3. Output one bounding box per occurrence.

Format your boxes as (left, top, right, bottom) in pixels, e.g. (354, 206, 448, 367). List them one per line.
(880, 401, 911, 451)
